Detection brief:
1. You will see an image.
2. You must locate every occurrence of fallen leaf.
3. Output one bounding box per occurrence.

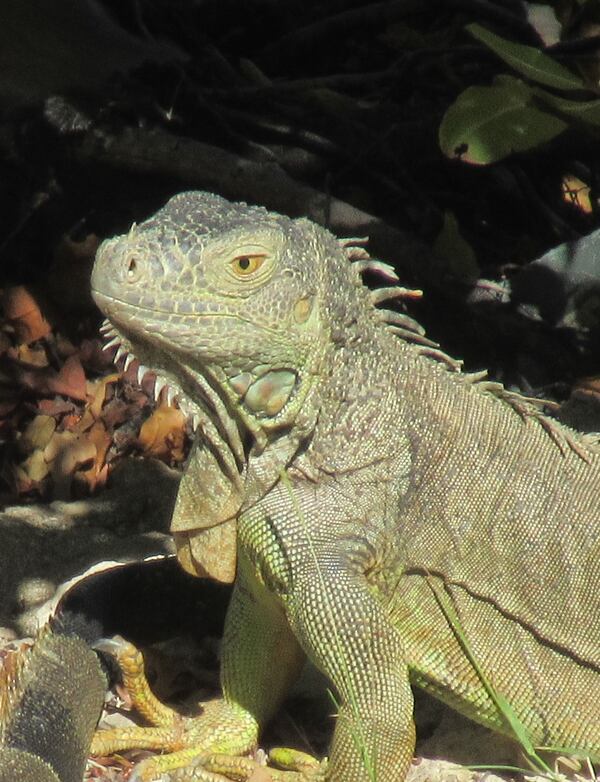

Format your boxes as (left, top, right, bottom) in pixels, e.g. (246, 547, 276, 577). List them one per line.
(61, 413, 85, 431)
(87, 372, 120, 419)
(54, 333, 77, 359)
(3, 354, 86, 401)
(16, 343, 49, 367)
(138, 403, 186, 461)
(80, 337, 119, 373)
(86, 419, 112, 471)
(91, 462, 109, 491)
(45, 430, 96, 499)
(37, 398, 77, 417)
(100, 397, 131, 430)
(50, 355, 87, 401)
(112, 421, 142, 454)
(20, 448, 50, 482)
(3, 286, 51, 344)
(19, 414, 56, 454)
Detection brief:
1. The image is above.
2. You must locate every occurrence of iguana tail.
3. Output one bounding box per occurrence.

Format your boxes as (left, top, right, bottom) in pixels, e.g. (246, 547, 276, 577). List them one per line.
(0, 613, 108, 782)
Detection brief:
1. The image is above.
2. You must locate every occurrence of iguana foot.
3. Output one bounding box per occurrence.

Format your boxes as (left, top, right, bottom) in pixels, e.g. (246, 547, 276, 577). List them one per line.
(91, 637, 258, 771)
(129, 749, 326, 782)
(92, 637, 325, 781)
(129, 751, 326, 781)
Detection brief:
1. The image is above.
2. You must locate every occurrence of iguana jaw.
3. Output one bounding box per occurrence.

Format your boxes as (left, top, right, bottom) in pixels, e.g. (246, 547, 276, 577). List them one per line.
(97, 313, 207, 430)
(93, 290, 321, 457)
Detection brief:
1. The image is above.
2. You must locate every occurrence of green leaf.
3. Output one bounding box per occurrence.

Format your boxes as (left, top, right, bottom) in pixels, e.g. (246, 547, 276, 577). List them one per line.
(467, 22, 585, 91)
(439, 77, 567, 164)
(533, 87, 600, 126)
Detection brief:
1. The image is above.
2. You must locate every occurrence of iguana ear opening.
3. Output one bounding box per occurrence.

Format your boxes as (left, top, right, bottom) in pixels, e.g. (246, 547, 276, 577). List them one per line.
(174, 519, 237, 584)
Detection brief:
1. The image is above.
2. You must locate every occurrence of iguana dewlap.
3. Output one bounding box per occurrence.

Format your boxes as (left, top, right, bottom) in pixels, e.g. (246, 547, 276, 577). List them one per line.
(88, 192, 600, 781)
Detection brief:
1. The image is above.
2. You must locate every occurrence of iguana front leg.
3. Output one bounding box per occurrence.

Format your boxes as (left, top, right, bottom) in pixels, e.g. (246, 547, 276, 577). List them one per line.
(92, 562, 308, 781)
(287, 543, 415, 782)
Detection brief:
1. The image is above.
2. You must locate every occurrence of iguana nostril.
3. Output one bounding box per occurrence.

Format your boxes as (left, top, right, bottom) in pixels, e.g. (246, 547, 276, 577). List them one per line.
(126, 255, 140, 281)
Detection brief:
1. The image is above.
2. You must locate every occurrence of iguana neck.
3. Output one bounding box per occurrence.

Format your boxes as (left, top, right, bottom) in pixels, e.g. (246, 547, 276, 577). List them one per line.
(299, 317, 413, 473)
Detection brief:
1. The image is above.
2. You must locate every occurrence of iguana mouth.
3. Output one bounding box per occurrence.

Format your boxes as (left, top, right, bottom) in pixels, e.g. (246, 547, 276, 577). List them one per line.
(93, 288, 264, 325)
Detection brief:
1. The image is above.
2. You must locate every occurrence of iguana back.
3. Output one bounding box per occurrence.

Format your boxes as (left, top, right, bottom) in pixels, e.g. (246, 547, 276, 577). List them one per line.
(389, 353, 599, 660)
(367, 348, 600, 749)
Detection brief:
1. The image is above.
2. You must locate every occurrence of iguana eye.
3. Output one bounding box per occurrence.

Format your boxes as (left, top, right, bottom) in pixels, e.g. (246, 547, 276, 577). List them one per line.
(230, 254, 266, 277)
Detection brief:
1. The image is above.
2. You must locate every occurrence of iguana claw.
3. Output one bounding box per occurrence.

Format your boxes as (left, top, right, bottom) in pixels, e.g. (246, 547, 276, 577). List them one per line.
(92, 635, 129, 655)
(268, 748, 326, 776)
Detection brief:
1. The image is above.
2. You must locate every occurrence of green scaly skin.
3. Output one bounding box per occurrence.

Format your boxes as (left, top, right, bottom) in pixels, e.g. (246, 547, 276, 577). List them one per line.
(89, 191, 600, 781)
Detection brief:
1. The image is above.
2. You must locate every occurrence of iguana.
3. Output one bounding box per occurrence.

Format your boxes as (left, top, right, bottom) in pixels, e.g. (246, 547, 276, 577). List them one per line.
(7, 190, 598, 782)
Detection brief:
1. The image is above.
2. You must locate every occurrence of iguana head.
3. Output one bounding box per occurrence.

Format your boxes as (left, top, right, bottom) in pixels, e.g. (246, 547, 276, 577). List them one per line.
(92, 192, 355, 451)
(91, 191, 417, 455)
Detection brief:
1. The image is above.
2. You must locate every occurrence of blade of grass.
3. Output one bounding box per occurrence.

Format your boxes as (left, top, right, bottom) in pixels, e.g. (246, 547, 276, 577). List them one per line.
(426, 576, 553, 776)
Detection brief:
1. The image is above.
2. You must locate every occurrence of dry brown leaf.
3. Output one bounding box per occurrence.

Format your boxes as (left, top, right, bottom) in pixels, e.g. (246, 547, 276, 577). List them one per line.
(6, 353, 86, 401)
(46, 431, 96, 499)
(61, 413, 85, 432)
(20, 449, 50, 482)
(50, 354, 87, 401)
(90, 462, 109, 491)
(100, 397, 131, 431)
(87, 372, 120, 419)
(138, 403, 186, 461)
(3, 286, 51, 344)
(85, 420, 112, 471)
(2, 358, 51, 395)
(19, 414, 56, 454)
(37, 398, 77, 417)
(16, 343, 49, 367)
